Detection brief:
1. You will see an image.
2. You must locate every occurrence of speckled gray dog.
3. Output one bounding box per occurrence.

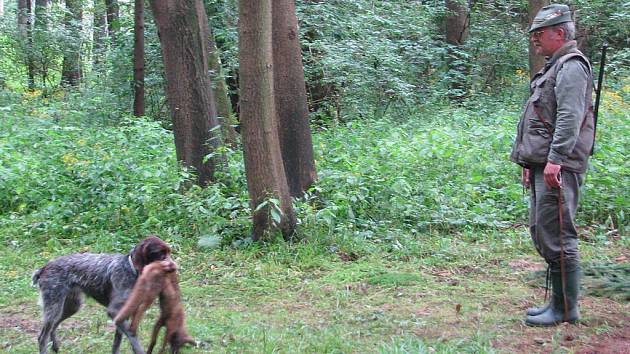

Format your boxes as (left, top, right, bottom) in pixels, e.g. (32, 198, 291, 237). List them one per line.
(32, 236, 172, 354)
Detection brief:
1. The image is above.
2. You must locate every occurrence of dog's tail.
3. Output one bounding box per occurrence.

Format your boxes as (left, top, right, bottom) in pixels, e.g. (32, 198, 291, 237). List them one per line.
(32, 267, 44, 287)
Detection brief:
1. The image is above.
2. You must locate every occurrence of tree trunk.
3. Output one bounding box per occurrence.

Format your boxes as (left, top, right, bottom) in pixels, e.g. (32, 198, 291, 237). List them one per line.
(272, 0, 317, 197)
(34, 0, 50, 86)
(208, 30, 238, 147)
(238, 0, 296, 241)
(105, 0, 119, 38)
(93, 2, 108, 66)
(528, 0, 549, 78)
(17, 0, 35, 90)
(34, 0, 49, 25)
(445, 0, 470, 101)
(0, 0, 4, 17)
(61, 0, 82, 86)
(133, 0, 145, 117)
(196, 6, 238, 147)
(149, 0, 222, 187)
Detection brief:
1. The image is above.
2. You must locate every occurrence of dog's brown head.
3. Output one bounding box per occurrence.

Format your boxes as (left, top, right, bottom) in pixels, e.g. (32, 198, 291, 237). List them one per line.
(130, 236, 172, 273)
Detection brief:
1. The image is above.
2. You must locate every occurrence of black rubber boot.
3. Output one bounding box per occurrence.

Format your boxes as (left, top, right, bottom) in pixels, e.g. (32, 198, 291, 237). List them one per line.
(526, 267, 552, 316)
(526, 299, 551, 316)
(525, 269, 580, 326)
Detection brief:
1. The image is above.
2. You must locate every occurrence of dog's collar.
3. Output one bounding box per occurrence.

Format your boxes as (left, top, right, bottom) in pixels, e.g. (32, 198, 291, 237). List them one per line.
(128, 255, 138, 276)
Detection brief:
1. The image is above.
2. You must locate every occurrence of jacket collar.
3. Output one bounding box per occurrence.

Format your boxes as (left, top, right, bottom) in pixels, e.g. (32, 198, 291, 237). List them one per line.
(544, 40, 580, 68)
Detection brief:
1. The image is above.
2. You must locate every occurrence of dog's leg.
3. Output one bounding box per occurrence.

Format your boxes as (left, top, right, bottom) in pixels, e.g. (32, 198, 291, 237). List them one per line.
(38, 320, 54, 354)
(112, 328, 123, 354)
(108, 302, 146, 354)
(48, 288, 83, 352)
(38, 287, 69, 354)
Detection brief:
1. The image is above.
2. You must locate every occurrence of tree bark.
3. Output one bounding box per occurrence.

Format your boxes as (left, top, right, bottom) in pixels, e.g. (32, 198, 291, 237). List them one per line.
(239, 0, 296, 241)
(0, 0, 4, 17)
(34, 0, 49, 25)
(105, 0, 119, 38)
(528, 0, 549, 78)
(196, 6, 238, 147)
(208, 30, 238, 148)
(61, 0, 82, 86)
(33, 0, 50, 86)
(272, 0, 317, 197)
(133, 0, 145, 117)
(149, 0, 222, 187)
(93, 1, 108, 65)
(445, 0, 470, 101)
(17, 0, 35, 90)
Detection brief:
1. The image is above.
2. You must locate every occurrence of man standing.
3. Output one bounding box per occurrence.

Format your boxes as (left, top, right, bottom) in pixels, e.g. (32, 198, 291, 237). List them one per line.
(510, 4, 595, 327)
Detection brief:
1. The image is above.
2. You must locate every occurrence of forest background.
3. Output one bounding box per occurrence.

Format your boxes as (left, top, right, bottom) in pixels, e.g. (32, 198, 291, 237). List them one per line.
(0, 0, 628, 353)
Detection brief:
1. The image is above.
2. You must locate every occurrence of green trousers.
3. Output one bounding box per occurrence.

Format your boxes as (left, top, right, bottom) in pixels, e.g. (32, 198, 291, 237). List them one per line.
(528, 166, 583, 271)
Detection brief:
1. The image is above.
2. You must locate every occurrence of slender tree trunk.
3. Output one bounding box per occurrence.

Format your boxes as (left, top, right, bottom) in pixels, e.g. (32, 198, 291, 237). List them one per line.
(149, 0, 222, 187)
(272, 0, 317, 197)
(0, 0, 4, 17)
(18, 0, 35, 90)
(105, 0, 119, 38)
(61, 0, 83, 86)
(445, 0, 470, 101)
(34, 0, 49, 25)
(208, 30, 238, 147)
(93, 2, 108, 66)
(239, 0, 296, 241)
(528, 0, 549, 78)
(34, 0, 50, 87)
(196, 6, 237, 147)
(133, 0, 145, 117)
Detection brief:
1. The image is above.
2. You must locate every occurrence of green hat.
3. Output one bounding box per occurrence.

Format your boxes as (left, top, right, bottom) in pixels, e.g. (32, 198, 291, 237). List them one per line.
(529, 4, 572, 33)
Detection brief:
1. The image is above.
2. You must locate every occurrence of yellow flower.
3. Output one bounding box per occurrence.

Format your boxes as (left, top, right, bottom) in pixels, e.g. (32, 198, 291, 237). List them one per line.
(62, 153, 79, 166)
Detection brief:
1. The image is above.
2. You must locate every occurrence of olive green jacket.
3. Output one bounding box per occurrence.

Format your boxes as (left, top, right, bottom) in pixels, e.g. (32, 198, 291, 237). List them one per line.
(511, 41, 594, 173)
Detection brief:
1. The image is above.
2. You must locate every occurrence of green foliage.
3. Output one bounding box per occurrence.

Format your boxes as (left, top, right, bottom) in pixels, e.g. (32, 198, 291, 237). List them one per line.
(571, 0, 630, 78)
(0, 94, 251, 250)
(299, 1, 445, 119)
(2, 83, 627, 253)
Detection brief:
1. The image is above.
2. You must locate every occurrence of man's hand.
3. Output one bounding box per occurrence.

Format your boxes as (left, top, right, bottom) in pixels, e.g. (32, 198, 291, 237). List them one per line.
(522, 168, 530, 189)
(543, 162, 562, 189)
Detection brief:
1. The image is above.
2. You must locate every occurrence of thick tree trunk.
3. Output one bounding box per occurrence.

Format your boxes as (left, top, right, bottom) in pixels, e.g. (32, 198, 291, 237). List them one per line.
(528, 0, 549, 78)
(149, 0, 222, 187)
(17, 0, 35, 90)
(445, 0, 470, 101)
(208, 31, 238, 147)
(105, 0, 119, 38)
(239, 0, 296, 241)
(61, 0, 82, 86)
(133, 0, 145, 117)
(272, 0, 317, 197)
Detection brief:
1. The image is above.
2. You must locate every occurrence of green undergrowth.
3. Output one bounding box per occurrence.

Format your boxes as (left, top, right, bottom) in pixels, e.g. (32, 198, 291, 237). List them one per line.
(0, 89, 629, 353)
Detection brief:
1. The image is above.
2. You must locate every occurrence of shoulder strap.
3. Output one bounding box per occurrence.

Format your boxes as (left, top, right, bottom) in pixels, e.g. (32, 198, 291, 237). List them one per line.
(553, 52, 592, 76)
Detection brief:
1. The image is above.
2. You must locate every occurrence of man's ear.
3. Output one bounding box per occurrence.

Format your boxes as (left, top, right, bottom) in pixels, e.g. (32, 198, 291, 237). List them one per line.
(553, 26, 565, 39)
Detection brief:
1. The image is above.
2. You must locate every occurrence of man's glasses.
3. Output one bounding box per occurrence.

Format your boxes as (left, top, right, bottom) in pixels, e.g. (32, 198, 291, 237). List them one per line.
(530, 30, 546, 39)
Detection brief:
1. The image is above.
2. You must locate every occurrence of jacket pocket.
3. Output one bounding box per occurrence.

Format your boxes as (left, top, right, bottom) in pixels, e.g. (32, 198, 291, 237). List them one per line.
(519, 124, 551, 164)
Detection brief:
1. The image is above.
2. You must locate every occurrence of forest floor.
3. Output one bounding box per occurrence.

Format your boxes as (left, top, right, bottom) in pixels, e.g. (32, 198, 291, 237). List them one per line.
(0, 227, 628, 353)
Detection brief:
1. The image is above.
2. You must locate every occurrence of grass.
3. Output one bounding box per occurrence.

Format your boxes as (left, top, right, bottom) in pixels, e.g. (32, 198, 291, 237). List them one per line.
(0, 88, 628, 353)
